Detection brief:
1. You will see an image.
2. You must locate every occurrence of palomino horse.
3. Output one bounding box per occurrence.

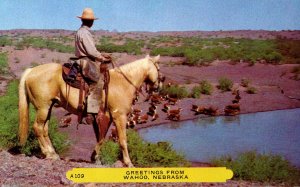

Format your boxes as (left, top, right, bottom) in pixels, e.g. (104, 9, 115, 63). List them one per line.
(18, 55, 161, 167)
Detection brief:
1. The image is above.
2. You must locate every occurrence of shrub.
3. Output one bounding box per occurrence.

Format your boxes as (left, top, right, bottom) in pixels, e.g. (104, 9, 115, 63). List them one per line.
(241, 78, 251, 87)
(199, 80, 213, 95)
(191, 80, 213, 98)
(160, 84, 189, 99)
(291, 66, 300, 74)
(98, 129, 189, 167)
(15, 36, 74, 53)
(14, 57, 20, 64)
(190, 86, 201, 98)
(98, 140, 121, 165)
(0, 52, 8, 74)
(218, 77, 233, 91)
(97, 38, 144, 55)
(276, 38, 300, 64)
(149, 37, 300, 65)
(40, 53, 46, 58)
(150, 47, 185, 57)
(247, 86, 257, 94)
(291, 66, 300, 80)
(211, 151, 300, 185)
(0, 36, 12, 47)
(0, 81, 69, 156)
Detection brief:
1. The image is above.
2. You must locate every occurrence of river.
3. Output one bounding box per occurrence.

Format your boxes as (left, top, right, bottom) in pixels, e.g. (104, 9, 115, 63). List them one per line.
(139, 108, 300, 167)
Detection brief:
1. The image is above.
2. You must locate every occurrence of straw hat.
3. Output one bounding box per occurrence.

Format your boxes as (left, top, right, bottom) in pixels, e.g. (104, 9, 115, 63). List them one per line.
(77, 8, 98, 20)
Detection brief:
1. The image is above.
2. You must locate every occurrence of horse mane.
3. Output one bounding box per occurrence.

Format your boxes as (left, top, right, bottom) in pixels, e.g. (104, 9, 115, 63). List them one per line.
(116, 57, 148, 75)
(114, 57, 148, 79)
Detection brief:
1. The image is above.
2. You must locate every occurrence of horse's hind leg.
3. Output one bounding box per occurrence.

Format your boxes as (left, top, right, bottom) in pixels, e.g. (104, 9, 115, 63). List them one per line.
(33, 107, 59, 160)
(91, 114, 112, 162)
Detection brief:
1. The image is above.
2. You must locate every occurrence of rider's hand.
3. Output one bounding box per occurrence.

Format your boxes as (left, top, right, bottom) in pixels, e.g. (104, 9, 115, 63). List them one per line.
(102, 53, 112, 62)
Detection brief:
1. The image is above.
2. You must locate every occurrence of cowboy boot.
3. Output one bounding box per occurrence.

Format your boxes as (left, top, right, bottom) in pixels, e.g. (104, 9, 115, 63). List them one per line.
(87, 76, 104, 113)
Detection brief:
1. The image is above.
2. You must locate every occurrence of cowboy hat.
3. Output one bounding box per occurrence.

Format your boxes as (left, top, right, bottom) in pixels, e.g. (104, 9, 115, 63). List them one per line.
(77, 8, 98, 20)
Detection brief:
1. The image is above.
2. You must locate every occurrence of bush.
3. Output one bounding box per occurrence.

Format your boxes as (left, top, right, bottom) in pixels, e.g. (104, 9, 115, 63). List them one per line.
(241, 78, 251, 87)
(149, 37, 277, 65)
(98, 129, 189, 167)
(15, 36, 74, 53)
(291, 66, 300, 80)
(211, 151, 300, 185)
(150, 47, 185, 57)
(98, 140, 121, 165)
(191, 80, 213, 98)
(0, 52, 8, 74)
(190, 86, 201, 98)
(199, 80, 213, 95)
(97, 38, 144, 55)
(0, 81, 69, 156)
(0, 36, 12, 47)
(291, 66, 300, 74)
(160, 84, 189, 99)
(218, 77, 233, 91)
(276, 38, 300, 64)
(247, 86, 257, 94)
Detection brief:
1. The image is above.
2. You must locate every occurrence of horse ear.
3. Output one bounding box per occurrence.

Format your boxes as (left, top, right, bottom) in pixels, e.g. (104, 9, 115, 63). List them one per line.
(145, 54, 150, 59)
(153, 55, 160, 63)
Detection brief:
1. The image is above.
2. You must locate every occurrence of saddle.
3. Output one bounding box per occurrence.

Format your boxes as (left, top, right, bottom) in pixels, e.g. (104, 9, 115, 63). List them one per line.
(62, 61, 87, 89)
(62, 58, 110, 127)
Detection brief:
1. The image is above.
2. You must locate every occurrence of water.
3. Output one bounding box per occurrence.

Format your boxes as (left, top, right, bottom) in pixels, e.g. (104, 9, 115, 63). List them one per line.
(139, 108, 300, 167)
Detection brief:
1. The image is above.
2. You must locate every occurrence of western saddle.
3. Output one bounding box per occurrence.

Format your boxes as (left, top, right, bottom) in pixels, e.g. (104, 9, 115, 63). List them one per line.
(62, 58, 109, 126)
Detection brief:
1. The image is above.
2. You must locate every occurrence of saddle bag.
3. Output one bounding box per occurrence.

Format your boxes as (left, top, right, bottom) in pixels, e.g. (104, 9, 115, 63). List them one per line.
(80, 59, 100, 82)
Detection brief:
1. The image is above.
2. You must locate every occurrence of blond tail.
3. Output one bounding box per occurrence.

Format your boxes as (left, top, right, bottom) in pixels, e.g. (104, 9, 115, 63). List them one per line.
(18, 68, 32, 146)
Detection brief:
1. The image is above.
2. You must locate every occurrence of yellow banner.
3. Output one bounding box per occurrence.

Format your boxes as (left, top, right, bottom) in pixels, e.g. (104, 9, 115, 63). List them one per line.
(66, 167, 233, 183)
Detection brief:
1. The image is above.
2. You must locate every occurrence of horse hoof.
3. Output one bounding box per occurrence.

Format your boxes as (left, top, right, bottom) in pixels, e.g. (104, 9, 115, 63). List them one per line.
(127, 162, 135, 168)
(46, 153, 60, 160)
(90, 150, 98, 162)
(95, 159, 102, 165)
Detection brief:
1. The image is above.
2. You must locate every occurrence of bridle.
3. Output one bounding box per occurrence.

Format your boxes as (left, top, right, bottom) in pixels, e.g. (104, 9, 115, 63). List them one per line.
(147, 59, 164, 93)
(111, 57, 164, 99)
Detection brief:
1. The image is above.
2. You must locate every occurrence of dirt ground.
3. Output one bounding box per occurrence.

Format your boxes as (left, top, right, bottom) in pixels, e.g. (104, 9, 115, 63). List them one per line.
(0, 30, 300, 186)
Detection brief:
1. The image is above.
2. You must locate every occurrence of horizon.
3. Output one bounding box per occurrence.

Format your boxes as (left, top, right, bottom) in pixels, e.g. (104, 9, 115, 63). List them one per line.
(1, 28, 300, 33)
(1, 0, 300, 32)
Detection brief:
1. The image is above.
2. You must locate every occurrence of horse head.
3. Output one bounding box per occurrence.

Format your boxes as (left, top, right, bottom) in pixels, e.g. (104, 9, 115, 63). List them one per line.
(146, 55, 165, 93)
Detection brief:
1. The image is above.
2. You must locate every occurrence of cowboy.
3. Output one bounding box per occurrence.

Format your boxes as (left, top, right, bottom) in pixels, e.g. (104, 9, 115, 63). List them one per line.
(75, 8, 111, 114)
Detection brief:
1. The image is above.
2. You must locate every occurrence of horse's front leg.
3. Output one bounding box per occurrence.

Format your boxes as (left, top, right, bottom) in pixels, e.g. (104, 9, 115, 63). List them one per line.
(114, 114, 134, 167)
(33, 108, 59, 160)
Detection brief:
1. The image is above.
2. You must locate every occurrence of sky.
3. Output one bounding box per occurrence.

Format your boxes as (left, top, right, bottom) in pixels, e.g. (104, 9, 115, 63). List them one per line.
(0, 0, 300, 32)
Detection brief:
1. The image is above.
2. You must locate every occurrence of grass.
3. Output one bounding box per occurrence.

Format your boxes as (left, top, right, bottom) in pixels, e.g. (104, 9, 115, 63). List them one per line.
(211, 151, 300, 185)
(98, 129, 189, 167)
(0, 81, 69, 156)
